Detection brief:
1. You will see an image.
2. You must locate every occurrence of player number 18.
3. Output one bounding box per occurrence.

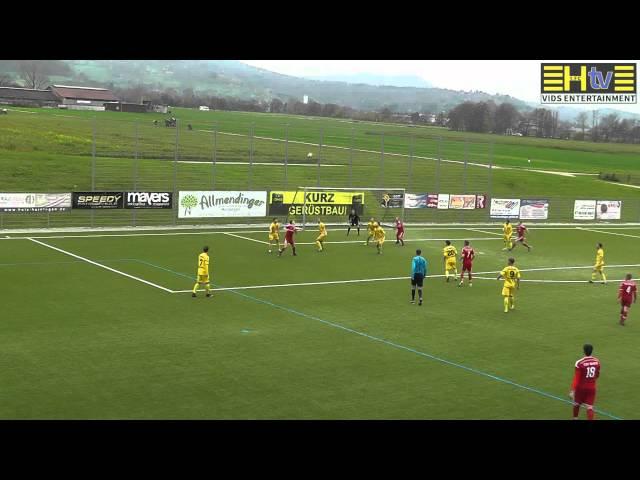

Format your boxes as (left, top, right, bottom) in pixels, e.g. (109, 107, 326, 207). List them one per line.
(586, 367, 596, 378)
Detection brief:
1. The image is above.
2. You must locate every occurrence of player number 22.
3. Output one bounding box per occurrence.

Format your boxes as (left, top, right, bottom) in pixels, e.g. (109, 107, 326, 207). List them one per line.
(586, 367, 596, 378)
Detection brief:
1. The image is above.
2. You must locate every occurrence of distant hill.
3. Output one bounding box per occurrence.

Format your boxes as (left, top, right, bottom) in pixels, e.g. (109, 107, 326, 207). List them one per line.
(1, 60, 638, 122)
(305, 73, 432, 88)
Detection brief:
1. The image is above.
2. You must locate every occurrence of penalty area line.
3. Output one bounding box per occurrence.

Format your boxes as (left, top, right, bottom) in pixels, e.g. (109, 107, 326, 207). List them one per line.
(175, 263, 640, 293)
(27, 238, 175, 293)
(223, 232, 269, 244)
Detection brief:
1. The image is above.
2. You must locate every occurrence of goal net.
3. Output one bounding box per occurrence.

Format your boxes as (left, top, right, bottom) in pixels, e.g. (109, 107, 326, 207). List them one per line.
(277, 186, 406, 229)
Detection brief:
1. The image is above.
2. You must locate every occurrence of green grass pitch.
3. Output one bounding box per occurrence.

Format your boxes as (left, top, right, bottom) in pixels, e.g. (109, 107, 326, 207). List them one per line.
(1, 224, 639, 419)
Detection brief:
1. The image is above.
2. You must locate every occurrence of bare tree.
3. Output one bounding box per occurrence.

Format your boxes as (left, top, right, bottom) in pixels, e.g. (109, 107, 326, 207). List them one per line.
(18, 61, 49, 89)
(0, 74, 15, 87)
(575, 111, 589, 139)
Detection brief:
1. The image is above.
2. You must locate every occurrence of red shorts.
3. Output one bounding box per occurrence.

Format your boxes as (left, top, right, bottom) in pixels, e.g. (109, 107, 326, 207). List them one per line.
(574, 388, 596, 406)
(516, 236, 525, 242)
(397, 231, 404, 239)
(621, 299, 632, 308)
(462, 262, 473, 272)
(284, 236, 294, 246)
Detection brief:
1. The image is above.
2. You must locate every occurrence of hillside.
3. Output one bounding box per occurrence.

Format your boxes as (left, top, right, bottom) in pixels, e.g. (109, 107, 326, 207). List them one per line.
(0, 60, 530, 113)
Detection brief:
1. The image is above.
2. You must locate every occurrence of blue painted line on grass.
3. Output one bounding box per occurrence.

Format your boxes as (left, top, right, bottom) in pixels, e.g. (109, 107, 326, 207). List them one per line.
(134, 258, 624, 420)
(0, 259, 136, 268)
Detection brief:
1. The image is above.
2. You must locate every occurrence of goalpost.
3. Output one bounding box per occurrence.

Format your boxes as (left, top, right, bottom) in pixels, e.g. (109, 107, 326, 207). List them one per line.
(296, 186, 406, 229)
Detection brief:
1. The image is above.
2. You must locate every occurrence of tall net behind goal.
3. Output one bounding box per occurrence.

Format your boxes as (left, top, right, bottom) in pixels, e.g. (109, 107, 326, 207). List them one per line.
(294, 186, 406, 229)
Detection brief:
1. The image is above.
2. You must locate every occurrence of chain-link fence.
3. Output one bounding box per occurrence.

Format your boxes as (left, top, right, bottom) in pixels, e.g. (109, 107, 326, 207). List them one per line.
(2, 115, 639, 229)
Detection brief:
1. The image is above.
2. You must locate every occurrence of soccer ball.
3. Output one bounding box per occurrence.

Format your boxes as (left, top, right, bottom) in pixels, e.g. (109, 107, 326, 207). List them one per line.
(527, 159, 531, 163)
(307, 152, 313, 158)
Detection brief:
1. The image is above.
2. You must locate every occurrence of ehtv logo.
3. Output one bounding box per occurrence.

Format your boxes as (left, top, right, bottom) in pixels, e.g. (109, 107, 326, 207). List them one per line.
(540, 63, 636, 104)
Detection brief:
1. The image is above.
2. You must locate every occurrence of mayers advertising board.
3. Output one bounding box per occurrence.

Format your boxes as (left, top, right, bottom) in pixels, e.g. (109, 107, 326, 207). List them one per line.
(573, 200, 596, 220)
(490, 198, 520, 218)
(449, 194, 477, 210)
(179, 191, 267, 218)
(269, 191, 364, 216)
(0, 193, 71, 212)
(519, 199, 549, 220)
(124, 192, 172, 209)
(596, 200, 622, 220)
(73, 192, 124, 209)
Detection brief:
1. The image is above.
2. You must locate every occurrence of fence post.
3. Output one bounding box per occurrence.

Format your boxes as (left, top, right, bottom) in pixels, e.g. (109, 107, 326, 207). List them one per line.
(349, 124, 354, 187)
(248, 123, 254, 190)
(317, 128, 324, 187)
(462, 138, 468, 223)
(212, 123, 218, 188)
(132, 120, 139, 227)
(91, 116, 96, 228)
(284, 123, 289, 189)
(488, 142, 494, 223)
(435, 136, 442, 195)
(407, 134, 415, 223)
(173, 119, 179, 226)
(379, 132, 385, 188)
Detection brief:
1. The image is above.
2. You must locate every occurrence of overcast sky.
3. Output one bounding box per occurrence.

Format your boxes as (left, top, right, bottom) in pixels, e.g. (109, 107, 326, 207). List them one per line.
(242, 60, 640, 115)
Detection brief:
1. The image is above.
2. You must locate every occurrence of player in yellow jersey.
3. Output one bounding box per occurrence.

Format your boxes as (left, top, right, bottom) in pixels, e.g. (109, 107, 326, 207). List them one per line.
(316, 218, 328, 252)
(497, 257, 521, 313)
(192, 246, 212, 298)
(268, 218, 281, 254)
(442, 240, 458, 282)
(365, 218, 376, 246)
(502, 219, 513, 251)
(374, 223, 386, 254)
(590, 242, 607, 284)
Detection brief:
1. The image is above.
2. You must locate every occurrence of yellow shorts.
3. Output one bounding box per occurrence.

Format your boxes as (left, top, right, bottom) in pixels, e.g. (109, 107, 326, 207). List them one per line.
(197, 274, 210, 283)
(445, 259, 457, 270)
(594, 263, 604, 271)
(316, 234, 327, 242)
(368, 230, 375, 237)
(376, 238, 385, 246)
(269, 234, 279, 241)
(503, 235, 511, 242)
(502, 286, 515, 297)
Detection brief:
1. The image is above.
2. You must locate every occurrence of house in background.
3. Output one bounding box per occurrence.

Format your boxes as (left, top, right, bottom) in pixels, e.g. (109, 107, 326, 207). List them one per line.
(49, 85, 119, 110)
(0, 87, 59, 107)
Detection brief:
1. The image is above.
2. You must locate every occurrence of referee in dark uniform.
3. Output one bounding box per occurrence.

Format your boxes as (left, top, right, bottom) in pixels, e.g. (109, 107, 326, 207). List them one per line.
(347, 209, 360, 236)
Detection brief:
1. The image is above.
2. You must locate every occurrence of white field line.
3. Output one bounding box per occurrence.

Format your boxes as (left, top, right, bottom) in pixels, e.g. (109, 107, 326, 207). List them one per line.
(28, 238, 174, 293)
(293, 237, 501, 245)
(175, 263, 640, 293)
(577, 227, 640, 239)
(473, 276, 626, 284)
(177, 160, 344, 167)
(199, 129, 608, 178)
(3, 223, 640, 236)
(466, 228, 504, 237)
(223, 232, 269, 244)
(3, 225, 640, 241)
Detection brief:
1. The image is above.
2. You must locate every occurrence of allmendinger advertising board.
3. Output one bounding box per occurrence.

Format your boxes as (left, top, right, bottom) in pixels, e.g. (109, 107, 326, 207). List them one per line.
(0, 193, 72, 212)
(179, 191, 267, 218)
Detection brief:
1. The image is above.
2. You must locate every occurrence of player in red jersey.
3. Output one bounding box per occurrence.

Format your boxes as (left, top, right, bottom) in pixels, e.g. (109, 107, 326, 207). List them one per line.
(509, 222, 532, 252)
(569, 344, 600, 420)
(458, 240, 475, 287)
(278, 220, 302, 257)
(395, 217, 405, 246)
(618, 273, 637, 326)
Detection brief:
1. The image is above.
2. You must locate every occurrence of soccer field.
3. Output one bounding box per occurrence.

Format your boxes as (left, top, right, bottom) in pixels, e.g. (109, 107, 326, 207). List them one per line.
(1, 224, 639, 419)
